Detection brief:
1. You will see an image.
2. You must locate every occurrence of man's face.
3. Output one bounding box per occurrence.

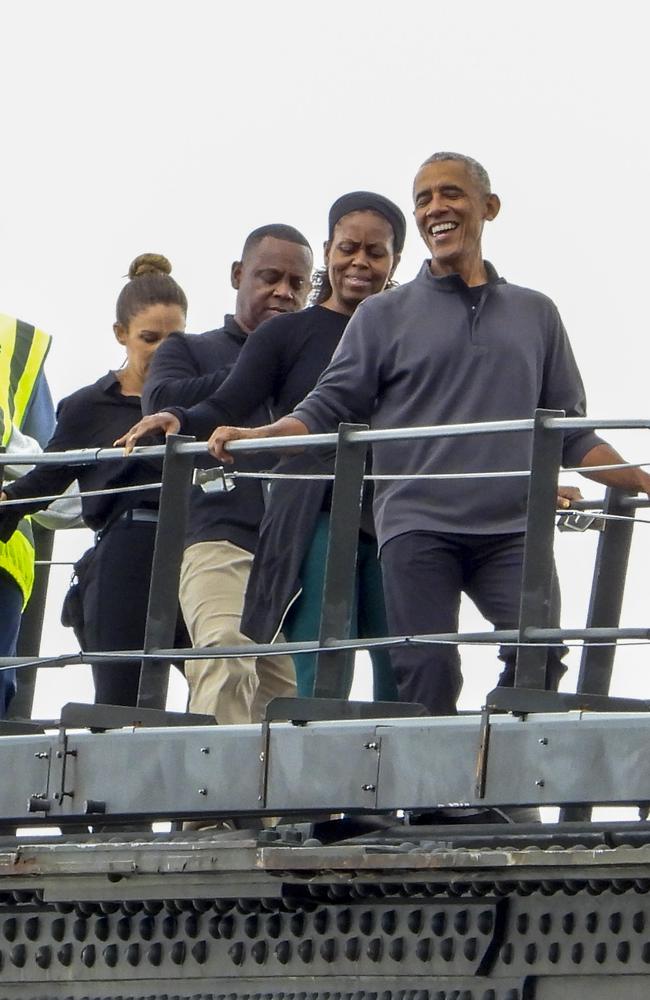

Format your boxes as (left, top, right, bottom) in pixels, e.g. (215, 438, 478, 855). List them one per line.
(412, 160, 500, 276)
(232, 236, 313, 333)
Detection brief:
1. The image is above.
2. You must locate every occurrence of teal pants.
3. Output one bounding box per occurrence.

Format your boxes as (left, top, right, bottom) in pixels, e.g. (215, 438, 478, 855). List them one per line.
(283, 513, 398, 701)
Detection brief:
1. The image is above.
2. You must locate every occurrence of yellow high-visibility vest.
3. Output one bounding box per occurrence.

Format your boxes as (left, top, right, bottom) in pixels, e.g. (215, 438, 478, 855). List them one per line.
(0, 314, 52, 607)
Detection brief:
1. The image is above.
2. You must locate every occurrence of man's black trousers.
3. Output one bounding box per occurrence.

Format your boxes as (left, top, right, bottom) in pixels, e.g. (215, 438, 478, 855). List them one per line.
(380, 530, 565, 715)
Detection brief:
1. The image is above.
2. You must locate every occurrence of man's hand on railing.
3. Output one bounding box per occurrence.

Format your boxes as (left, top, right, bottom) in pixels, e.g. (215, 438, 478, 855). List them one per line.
(207, 416, 310, 463)
(207, 426, 265, 463)
(557, 485, 583, 510)
(114, 412, 181, 455)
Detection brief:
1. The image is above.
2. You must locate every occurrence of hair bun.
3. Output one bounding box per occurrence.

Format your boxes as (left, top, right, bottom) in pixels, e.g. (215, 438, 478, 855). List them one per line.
(128, 253, 173, 280)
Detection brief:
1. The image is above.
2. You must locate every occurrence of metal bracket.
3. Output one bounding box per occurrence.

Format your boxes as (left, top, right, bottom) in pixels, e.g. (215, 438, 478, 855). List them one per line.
(557, 512, 606, 533)
(26, 744, 52, 814)
(258, 719, 271, 807)
(52, 727, 77, 809)
(60, 701, 214, 732)
(193, 465, 235, 493)
(265, 696, 428, 724)
(485, 686, 650, 715)
(474, 705, 492, 799)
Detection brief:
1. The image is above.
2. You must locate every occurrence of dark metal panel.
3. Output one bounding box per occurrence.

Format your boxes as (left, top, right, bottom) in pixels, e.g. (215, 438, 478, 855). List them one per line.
(4, 882, 650, 995)
(0, 897, 506, 989)
(489, 888, 650, 981)
(535, 979, 650, 999)
(0, 977, 532, 1000)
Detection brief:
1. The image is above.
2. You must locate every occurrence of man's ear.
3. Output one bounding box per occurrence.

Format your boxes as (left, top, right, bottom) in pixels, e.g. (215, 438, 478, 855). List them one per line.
(231, 260, 242, 290)
(485, 193, 501, 221)
(113, 322, 126, 345)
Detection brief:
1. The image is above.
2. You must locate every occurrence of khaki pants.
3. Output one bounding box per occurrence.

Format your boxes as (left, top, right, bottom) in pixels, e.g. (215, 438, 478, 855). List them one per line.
(179, 540, 296, 724)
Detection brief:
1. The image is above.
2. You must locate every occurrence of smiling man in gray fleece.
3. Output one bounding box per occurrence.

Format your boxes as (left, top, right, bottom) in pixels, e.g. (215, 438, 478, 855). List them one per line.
(207, 152, 650, 715)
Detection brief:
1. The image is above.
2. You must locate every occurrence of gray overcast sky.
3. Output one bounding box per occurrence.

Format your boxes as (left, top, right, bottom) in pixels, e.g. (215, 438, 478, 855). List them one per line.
(2, 1, 649, 718)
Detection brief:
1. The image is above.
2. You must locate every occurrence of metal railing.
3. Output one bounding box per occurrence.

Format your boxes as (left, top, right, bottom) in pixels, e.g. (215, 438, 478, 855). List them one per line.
(2, 409, 649, 723)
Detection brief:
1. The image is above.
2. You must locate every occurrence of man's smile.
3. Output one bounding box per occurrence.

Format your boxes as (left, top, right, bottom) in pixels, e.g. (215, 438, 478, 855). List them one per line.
(428, 221, 459, 240)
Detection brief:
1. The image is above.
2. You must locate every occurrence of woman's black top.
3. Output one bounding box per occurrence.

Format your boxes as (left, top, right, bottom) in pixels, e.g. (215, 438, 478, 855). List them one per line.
(0, 372, 160, 540)
(170, 305, 349, 437)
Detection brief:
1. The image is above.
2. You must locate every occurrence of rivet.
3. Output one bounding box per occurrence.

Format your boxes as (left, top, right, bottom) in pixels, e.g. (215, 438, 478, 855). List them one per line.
(364, 742, 379, 751)
(536, 779, 545, 788)
(538, 737, 548, 745)
(198, 788, 208, 796)
(362, 784, 376, 792)
(200, 746, 210, 754)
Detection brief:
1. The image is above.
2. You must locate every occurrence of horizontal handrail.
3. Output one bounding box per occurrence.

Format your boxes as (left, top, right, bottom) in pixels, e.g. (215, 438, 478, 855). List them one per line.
(5, 414, 650, 467)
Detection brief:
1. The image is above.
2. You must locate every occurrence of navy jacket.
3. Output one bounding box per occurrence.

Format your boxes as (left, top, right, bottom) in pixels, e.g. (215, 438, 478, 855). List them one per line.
(142, 316, 270, 553)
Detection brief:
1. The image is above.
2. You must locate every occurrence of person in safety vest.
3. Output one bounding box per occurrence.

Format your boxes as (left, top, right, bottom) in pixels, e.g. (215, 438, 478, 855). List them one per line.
(0, 315, 55, 715)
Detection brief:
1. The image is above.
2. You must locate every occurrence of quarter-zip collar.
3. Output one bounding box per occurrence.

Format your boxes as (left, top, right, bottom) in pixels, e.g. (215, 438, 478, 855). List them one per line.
(418, 259, 505, 343)
(418, 259, 504, 294)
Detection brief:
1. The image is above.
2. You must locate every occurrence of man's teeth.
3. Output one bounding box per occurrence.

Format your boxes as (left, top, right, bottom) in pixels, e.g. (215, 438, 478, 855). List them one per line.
(429, 222, 457, 235)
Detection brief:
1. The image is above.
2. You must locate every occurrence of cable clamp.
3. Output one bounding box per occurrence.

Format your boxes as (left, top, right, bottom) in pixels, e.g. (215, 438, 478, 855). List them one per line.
(193, 466, 235, 493)
(557, 512, 606, 533)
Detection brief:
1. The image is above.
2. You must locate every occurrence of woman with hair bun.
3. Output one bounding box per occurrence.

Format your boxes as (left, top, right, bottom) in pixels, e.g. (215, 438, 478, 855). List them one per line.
(0, 254, 188, 706)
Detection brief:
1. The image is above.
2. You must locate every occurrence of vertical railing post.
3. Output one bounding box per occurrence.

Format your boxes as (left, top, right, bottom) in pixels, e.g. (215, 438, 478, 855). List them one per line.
(137, 435, 195, 710)
(515, 409, 565, 689)
(577, 487, 636, 695)
(561, 486, 636, 823)
(313, 423, 368, 700)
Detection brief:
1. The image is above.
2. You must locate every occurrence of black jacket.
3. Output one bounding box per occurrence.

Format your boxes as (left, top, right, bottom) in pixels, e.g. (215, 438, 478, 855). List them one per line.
(240, 451, 334, 643)
(0, 372, 160, 541)
(142, 316, 271, 552)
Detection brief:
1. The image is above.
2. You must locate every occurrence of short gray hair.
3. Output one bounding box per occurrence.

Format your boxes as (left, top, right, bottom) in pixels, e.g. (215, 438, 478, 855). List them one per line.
(420, 152, 491, 196)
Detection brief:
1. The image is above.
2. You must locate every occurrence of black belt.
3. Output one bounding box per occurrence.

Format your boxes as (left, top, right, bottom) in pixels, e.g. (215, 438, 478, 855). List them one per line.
(96, 508, 158, 541)
(118, 508, 159, 524)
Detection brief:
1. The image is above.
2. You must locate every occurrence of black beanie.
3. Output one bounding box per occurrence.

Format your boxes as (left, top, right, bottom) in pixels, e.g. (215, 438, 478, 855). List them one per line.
(328, 191, 406, 254)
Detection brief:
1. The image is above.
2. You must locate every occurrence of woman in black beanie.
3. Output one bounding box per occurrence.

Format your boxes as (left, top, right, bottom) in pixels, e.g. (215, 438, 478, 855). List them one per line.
(244, 192, 406, 700)
(120, 191, 406, 701)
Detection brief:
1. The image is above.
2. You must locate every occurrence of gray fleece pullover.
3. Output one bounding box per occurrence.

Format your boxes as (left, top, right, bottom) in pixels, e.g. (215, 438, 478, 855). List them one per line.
(291, 261, 602, 549)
